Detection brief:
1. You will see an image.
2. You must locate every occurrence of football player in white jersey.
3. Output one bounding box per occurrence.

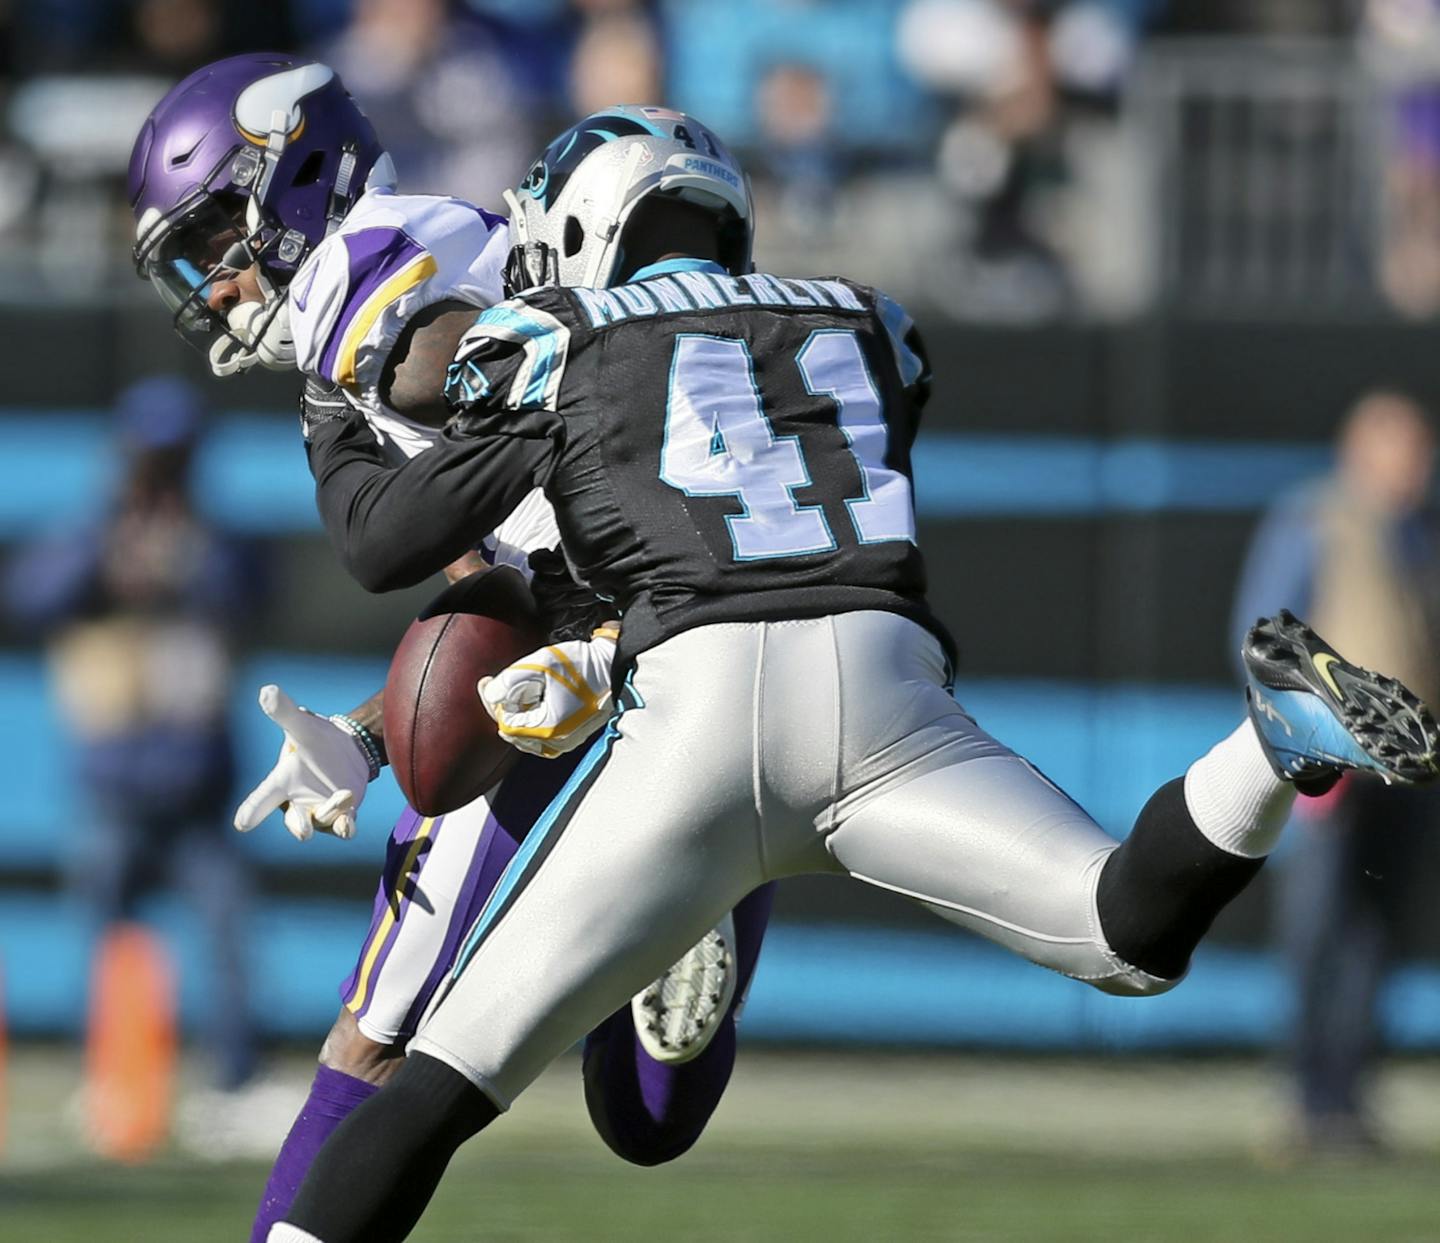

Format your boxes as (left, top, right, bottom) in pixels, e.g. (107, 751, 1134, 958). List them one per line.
(128, 55, 773, 1241)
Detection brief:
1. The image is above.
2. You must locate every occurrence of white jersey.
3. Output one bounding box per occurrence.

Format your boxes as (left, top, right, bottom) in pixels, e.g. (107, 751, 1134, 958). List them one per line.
(288, 187, 558, 569)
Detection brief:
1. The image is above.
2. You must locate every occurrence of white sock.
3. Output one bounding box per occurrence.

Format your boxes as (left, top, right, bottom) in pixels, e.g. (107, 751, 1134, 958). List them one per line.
(267, 1226, 325, 1243)
(1183, 718, 1295, 858)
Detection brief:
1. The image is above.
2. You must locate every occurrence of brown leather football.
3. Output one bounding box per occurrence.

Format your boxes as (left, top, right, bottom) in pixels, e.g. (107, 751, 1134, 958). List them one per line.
(383, 566, 545, 816)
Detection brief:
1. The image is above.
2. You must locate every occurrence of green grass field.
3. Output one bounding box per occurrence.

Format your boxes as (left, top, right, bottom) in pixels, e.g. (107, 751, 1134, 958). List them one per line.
(4, 1047, 1440, 1242)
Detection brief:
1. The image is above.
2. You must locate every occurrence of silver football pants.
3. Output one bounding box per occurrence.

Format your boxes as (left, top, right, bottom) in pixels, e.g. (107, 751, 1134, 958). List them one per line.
(409, 612, 1171, 1107)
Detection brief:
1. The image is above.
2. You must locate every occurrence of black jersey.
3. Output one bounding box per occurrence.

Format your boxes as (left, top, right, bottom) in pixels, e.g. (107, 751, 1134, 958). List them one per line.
(306, 261, 954, 671)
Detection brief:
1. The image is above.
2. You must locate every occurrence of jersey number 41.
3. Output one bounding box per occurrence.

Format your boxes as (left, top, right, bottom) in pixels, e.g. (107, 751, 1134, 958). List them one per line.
(659, 331, 916, 561)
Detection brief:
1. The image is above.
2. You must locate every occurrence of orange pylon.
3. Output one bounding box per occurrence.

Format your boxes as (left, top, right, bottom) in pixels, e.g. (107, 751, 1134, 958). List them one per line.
(84, 923, 176, 1162)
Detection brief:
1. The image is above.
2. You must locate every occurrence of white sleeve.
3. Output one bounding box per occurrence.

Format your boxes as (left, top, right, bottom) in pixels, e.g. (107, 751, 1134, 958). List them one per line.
(289, 194, 509, 403)
(478, 488, 561, 577)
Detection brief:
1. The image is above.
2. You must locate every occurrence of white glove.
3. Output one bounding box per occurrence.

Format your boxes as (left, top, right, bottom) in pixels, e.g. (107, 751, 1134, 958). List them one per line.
(233, 685, 374, 841)
(479, 630, 618, 758)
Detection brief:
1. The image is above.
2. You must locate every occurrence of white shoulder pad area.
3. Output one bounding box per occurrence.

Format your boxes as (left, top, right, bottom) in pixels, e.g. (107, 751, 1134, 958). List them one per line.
(287, 234, 353, 384)
(290, 190, 510, 396)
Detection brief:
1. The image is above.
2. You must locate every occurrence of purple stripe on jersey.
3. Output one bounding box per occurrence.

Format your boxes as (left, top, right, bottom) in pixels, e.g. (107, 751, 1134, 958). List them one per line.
(338, 805, 437, 1016)
(396, 749, 585, 1037)
(316, 226, 428, 382)
(393, 807, 514, 1038)
(471, 204, 507, 232)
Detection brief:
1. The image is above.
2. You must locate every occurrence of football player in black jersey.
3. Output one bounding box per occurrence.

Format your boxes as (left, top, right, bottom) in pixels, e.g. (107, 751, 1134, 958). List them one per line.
(270, 108, 1439, 1243)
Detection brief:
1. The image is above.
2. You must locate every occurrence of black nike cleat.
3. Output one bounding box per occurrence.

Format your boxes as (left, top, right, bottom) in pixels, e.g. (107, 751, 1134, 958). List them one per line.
(1243, 610, 1440, 786)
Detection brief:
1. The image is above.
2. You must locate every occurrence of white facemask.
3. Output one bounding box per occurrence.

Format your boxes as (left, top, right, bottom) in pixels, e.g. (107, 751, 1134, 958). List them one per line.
(208, 296, 297, 377)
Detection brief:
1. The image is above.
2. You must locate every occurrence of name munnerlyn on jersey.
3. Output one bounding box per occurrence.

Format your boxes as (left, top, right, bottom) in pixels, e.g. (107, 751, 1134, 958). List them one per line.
(288, 186, 559, 573)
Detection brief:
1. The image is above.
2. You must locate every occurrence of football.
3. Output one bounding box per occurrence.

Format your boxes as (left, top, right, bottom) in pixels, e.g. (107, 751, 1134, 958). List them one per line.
(383, 565, 546, 816)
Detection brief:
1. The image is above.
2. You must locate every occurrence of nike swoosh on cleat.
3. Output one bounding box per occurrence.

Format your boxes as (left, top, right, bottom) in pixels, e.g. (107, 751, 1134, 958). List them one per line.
(1312, 651, 1344, 699)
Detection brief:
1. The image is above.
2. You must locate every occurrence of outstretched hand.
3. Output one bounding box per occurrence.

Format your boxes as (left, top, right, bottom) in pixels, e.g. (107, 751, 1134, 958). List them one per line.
(233, 684, 374, 841)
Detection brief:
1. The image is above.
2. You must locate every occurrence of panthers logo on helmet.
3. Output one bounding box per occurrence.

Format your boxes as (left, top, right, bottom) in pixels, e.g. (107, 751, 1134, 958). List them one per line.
(503, 104, 754, 291)
(522, 114, 658, 210)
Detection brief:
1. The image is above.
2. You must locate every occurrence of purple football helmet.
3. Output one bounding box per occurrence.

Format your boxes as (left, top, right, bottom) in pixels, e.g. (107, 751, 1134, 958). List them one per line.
(129, 53, 394, 376)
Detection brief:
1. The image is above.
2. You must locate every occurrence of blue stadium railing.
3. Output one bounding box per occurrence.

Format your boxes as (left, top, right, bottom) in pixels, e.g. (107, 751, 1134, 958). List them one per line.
(6, 889, 1440, 1048)
(0, 413, 1334, 536)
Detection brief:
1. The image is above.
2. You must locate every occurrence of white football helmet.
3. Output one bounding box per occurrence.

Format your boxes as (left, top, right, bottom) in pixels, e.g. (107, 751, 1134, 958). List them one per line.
(502, 105, 753, 293)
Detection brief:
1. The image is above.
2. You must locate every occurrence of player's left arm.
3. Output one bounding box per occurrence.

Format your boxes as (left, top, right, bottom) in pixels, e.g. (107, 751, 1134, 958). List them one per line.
(304, 393, 562, 592)
(873, 286, 932, 426)
(451, 294, 613, 756)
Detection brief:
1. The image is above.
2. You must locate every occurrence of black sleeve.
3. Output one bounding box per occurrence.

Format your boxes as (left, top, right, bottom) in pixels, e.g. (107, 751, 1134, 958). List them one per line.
(906, 321, 932, 415)
(305, 407, 562, 592)
(527, 547, 615, 641)
(859, 280, 931, 429)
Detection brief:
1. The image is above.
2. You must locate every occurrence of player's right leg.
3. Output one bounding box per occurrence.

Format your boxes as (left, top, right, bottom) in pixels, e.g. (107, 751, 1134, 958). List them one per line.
(274, 633, 779, 1243)
(249, 788, 543, 1243)
(819, 610, 1437, 994)
(256, 744, 760, 1239)
(1242, 610, 1438, 786)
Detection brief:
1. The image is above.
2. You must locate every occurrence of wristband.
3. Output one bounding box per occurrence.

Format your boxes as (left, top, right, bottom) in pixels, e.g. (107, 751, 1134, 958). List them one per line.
(330, 714, 383, 781)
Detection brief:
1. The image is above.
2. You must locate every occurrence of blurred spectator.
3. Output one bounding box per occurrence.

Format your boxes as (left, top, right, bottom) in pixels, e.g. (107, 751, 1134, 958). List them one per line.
(1232, 391, 1440, 1155)
(665, 0, 928, 154)
(752, 61, 842, 234)
(3, 377, 265, 1105)
(895, 0, 1167, 318)
(898, 0, 1072, 318)
(567, 2, 662, 117)
(459, 0, 586, 124)
(1363, 0, 1440, 316)
(130, 0, 221, 74)
(318, 0, 534, 207)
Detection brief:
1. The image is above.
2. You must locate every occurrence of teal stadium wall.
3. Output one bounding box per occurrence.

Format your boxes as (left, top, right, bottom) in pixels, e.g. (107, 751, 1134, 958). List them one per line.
(2, 310, 1439, 1045)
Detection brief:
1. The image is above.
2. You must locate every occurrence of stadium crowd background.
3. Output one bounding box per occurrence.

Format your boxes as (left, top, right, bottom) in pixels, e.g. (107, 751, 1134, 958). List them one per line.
(1, 0, 1440, 1158)
(5, 0, 1431, 319)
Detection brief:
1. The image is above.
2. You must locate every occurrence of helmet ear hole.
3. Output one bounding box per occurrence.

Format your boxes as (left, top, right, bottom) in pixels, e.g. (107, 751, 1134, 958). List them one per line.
(563, 216, 584, 258)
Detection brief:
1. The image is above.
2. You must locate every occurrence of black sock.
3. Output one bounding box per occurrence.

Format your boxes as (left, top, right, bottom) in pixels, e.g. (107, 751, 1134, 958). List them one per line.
(1096, 777, 1265, 981)
(285, 1053, 499, 1243)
